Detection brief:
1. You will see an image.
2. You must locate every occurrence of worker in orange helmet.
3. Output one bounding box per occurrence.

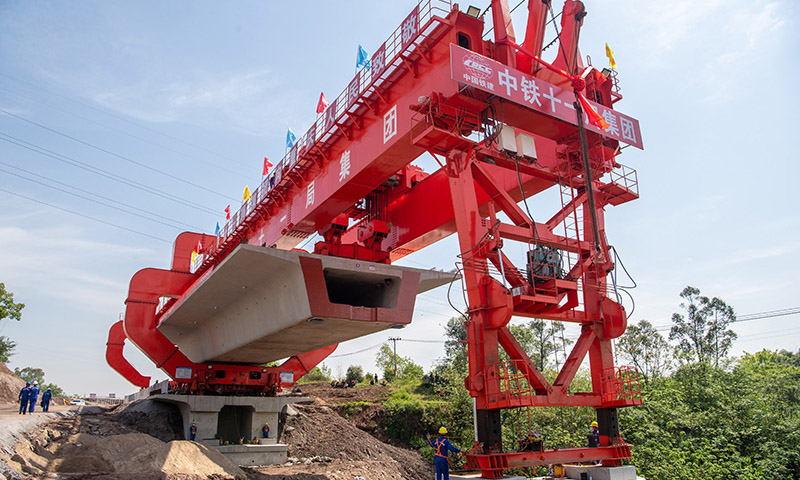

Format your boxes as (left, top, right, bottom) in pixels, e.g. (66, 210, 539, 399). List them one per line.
(427, 426, 461, 480)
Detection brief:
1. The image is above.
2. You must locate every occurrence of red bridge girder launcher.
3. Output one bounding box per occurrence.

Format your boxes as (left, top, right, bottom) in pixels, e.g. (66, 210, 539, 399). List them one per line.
(107, 1, 644, 476)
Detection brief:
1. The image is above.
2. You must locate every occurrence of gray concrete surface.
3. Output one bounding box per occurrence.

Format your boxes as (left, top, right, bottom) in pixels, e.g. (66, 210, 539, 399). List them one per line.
(215, 444, 288, 466)
(565, 464, 639, 480)
(157, 245, 456, 364)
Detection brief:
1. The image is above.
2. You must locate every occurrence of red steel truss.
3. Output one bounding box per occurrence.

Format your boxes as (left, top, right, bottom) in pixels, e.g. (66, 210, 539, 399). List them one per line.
(107, 0, 644, 475)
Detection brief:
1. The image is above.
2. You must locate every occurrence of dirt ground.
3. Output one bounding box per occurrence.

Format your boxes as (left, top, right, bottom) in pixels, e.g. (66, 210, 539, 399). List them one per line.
(0, 390, 437, 480)
(249, 403, 431, 480)
(0, 403, 246, 480)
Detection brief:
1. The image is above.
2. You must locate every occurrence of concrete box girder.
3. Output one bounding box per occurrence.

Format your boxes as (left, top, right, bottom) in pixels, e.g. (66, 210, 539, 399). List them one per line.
(157, 245, 455, 364)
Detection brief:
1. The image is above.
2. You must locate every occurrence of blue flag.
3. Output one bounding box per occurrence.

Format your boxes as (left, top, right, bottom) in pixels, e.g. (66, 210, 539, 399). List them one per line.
(215, 222, 220, 235)
(286, 128, 296, 148)
(356, 44, 370, 70)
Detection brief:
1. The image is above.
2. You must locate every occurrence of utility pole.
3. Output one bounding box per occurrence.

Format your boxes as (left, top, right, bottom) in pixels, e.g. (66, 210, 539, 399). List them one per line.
(388, 337, 401, 379)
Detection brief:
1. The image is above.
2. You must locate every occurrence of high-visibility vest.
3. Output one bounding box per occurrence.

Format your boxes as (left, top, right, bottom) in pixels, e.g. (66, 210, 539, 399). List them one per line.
(435, 438, 447, 458)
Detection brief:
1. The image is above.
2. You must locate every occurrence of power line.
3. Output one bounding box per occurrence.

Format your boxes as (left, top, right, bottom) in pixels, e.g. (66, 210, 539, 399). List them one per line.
(649, 306, 800, 333)
(0, 187, 170, 244)
(328, 341, 384, 358)
(0, 163, 205, 232)
(0, 85, 251, 179)
(0, 108, 237, 202)
(0, 70, 249, 167)
(0, 132, 220, 216)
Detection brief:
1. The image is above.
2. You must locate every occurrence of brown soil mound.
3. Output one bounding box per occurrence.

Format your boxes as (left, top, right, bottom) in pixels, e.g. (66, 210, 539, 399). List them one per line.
(274, 404, 430, 480)
(4, 408, 246, 479)
(0, 362, 24, 404)
(15, 432, 246, 478)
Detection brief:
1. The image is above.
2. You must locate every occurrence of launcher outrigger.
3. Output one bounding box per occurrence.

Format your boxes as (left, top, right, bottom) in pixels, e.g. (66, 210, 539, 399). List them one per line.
(107, 1, 643, 476)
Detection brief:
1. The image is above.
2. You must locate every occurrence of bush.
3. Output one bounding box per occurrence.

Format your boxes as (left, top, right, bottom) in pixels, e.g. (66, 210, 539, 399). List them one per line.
(298, 365, 330, 384)
(346, 365, 364, 383)
(340, 401, 372, 418)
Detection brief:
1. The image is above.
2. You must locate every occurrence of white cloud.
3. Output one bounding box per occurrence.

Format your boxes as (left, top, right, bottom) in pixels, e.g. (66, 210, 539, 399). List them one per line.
(0, 224, 151, 309)
(88, 68, 307, 136)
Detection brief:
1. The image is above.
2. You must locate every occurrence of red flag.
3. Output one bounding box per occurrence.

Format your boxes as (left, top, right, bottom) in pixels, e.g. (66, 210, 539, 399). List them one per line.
(577, 93, 610, 130)
(316, 92, 329, 114)
(224, 205, 231, 220)
(262, 157, 273, 176)
(196, 240, 202, 253)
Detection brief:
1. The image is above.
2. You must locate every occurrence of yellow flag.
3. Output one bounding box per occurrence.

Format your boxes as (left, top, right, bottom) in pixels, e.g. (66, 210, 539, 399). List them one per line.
(243, 185, 251, 201)
(605, 43, 617, 70)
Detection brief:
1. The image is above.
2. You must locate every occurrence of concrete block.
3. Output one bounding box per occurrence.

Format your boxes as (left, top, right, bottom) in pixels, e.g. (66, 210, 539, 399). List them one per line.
(215, 444, 288, 466)
(564, 464, 638, 480)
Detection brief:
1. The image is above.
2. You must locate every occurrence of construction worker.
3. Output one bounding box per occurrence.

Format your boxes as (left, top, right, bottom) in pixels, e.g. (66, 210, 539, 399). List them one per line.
(587, 421, 600, 447)
(189, 420, 197, 441)
(262, 421, 270, 438)
(41, 388, 52, 412)
(19, 382, 31, 415)
(427, 426, 461, 480)
(29, 381, 40, 413)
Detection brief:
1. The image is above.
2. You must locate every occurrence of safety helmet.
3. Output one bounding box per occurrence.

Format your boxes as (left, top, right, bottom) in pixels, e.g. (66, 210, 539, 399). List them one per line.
(33, 381, 38, 385)
(26, 381, 30, 386)
(590, 421, 598, 428)
(439, 426, 448, 435)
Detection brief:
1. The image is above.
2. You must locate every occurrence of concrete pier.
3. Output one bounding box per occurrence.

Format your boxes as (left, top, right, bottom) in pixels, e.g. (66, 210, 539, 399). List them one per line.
(147, 394, 307, 466)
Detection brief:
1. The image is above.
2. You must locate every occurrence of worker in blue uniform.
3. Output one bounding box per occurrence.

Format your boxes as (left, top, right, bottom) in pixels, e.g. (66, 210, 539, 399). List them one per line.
(189, 420, 197, 441)
(587, 420, 600, 447)
(262, 422, 270, 439)
(41, 388, 52, 412)
(19, 382, 31, 415)
(427, 426, 461, 480)
(29, 381, 40, 413)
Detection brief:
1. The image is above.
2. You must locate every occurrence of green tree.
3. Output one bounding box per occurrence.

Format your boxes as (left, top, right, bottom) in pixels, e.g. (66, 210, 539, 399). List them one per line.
(617, 320, 671, 381)
(376, 343, 424, 381)
(669, 286, 737, 365)
(0, 283, 25, 363)
(345, 365, 364, 383)
(704, 297, 737, 368)
(15, 366, 45, 385)
(298, 364, 331, 383)
(621, 349, 800, 479)
(0, 336, 16, 364)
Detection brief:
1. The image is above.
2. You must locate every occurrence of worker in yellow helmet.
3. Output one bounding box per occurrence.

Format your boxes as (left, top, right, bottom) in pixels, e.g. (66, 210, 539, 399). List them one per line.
(587, 420, 600, 447)
(427, 426, 462, 480)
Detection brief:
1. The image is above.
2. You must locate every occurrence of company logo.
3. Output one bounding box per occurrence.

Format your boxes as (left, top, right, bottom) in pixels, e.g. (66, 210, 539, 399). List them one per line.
(463, 54, 492, 79)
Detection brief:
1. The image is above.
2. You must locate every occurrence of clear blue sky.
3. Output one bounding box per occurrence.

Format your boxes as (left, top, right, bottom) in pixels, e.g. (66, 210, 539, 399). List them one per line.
(1, 0, 797, 396)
